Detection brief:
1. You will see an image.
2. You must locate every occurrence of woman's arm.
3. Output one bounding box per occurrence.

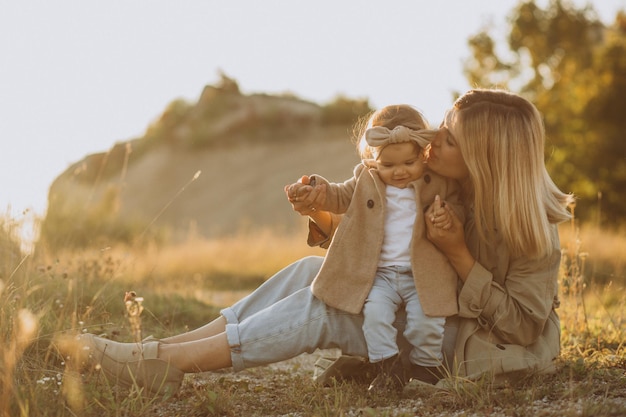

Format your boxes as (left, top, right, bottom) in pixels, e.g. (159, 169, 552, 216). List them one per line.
(425, 195, 475, 281)
(457, 246, 560, 345)
(426, 195, 559, 345)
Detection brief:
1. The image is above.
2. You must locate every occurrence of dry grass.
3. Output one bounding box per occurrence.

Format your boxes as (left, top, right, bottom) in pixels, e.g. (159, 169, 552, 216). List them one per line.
(559, 221, 626, 285)
(1, 213, 625, 416)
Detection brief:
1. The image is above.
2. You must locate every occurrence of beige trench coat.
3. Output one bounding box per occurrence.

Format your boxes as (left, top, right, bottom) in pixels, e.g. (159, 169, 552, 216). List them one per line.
(308, 161, 462, 317)
(309, 207, 562, 380)
(450, 214, 562, 378)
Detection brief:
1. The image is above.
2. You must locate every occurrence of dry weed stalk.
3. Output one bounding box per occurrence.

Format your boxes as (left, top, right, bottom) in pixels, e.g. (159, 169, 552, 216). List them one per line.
(124, 291, 144, 343)
(560, 203, 589, 332)
(54, 333, 88, 414)
(1, 306, 38, 417)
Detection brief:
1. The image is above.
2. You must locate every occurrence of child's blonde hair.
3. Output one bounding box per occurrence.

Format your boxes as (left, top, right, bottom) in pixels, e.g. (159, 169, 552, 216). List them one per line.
(451, 89, 574, 259)
(354, 104, 432, 160)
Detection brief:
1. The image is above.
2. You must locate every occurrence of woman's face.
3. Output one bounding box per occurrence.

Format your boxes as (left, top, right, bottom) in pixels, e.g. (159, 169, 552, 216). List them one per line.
(426, 110, 470, 180)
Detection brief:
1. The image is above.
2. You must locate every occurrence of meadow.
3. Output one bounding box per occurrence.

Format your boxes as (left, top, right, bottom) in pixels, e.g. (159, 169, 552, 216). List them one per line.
(0, 211, 625, 417)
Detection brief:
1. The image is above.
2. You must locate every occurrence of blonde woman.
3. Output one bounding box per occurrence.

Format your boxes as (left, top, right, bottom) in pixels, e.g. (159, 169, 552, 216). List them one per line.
(63, 89, 572, 396)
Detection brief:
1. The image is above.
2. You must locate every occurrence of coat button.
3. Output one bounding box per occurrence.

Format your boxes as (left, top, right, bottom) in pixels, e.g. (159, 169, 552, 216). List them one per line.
(424, 174, 431, 183)
(367, 200, 374, 208)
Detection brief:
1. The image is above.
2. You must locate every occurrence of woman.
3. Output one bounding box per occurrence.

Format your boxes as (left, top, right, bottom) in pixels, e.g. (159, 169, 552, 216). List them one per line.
(61, 89, 573, 396)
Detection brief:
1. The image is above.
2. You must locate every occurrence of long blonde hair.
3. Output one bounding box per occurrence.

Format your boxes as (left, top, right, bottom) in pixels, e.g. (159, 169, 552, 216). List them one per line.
(452, 89, 574, 259)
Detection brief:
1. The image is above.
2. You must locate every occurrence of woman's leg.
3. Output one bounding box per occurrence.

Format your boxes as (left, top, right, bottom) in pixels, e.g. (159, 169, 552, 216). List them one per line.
(225, 281, 368, 371)
(93, 255, 365, 373)
(159, 316, 226, 344)
(159, 333, 233, 372)
(160, 256, 325, 344)
(149, 273, 369, 373)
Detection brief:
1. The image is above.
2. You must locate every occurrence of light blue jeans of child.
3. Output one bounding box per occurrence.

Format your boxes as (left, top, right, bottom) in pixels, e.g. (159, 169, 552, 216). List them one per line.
(363, 265, 445, 367)
(220, 256, 457, 372)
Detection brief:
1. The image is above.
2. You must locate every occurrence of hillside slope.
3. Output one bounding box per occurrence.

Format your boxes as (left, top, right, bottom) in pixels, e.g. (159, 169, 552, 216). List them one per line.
(43, 81, 363, 246)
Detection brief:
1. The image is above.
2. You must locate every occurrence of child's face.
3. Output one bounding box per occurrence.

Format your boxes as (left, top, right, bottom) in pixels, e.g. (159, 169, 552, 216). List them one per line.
(375, 142, 425, 189)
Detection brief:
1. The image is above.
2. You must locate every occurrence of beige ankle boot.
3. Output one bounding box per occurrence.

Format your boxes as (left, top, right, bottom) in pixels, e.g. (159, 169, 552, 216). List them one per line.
(78, 334, 184, 396)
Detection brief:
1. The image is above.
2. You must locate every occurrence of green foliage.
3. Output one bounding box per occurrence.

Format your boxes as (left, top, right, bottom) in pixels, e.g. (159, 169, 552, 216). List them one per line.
(464, 0, 626, 224)
(140, 75, 368, 151)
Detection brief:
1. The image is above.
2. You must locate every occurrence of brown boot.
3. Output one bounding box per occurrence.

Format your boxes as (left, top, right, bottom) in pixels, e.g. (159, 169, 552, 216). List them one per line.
(407, 363, 446, 385)
(367, 354, 407, 395)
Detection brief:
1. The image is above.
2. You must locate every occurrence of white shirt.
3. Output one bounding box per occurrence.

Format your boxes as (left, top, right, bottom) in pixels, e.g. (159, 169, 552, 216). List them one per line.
(378, 185, 415, 267)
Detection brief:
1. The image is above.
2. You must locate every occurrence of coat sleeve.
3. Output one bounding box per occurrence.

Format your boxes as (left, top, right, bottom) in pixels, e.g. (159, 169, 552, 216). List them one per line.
(306, 213, 343, 249)
(306, 163, 368, 247)
(310, 163, 366, 214)
(457, 226, 561, 346)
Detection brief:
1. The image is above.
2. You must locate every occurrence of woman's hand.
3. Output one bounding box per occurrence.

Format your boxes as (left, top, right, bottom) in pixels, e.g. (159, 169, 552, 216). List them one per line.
(284, 175, 327, 217)
(425, 195, 474, 281)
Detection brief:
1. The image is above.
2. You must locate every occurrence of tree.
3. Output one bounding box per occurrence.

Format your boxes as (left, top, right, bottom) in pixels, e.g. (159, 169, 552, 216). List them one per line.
(463, 0, 626, 225)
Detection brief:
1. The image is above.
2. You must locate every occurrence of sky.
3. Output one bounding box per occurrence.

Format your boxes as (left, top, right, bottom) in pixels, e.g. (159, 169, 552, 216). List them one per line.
(1, 0, 624, 227)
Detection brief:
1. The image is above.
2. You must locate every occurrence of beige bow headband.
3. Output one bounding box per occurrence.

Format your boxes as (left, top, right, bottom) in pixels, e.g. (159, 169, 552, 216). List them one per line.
(365, 125, 436, 150)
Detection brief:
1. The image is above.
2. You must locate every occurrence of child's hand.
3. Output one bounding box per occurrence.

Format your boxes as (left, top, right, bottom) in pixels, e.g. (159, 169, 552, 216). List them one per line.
(284, 175, 324, 216)
(429, 195, 452, 230)
(285, 176, 313, 203)
(425, 195, 466, 256)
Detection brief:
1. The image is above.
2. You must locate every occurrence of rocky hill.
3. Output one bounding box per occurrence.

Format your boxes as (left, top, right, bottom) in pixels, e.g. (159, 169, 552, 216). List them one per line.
(42, 77, 366, 248)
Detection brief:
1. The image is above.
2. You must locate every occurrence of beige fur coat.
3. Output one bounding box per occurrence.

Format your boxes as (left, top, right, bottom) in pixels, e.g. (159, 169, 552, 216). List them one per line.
(309, 161, 463, 317)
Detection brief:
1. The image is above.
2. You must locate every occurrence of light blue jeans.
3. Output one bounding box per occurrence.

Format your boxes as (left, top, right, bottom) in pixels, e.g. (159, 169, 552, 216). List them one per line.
(363, 266, 445, 367)
(220, 256, 458, 372)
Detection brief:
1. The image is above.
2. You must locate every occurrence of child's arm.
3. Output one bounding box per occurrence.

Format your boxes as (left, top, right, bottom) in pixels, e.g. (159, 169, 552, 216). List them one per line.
(285, 176, 339, 247)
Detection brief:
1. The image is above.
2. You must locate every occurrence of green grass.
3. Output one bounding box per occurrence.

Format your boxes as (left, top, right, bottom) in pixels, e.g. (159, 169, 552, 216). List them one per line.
(1, 213, 625, 416)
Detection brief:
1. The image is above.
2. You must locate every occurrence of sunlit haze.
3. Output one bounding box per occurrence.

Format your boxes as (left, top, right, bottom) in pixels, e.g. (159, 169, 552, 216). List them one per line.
(1, 0, 624, 225)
